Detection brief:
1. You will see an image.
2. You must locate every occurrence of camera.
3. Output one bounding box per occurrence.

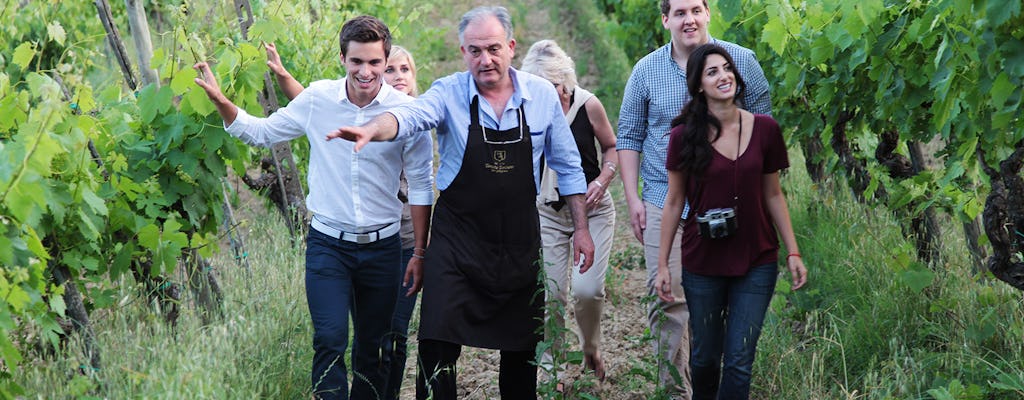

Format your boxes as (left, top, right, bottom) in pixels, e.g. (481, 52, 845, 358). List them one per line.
(696, 208, 737, 239)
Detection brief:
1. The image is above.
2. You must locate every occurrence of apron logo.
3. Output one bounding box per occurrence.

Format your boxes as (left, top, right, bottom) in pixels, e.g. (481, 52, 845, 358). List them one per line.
(486, 150, 514, 174)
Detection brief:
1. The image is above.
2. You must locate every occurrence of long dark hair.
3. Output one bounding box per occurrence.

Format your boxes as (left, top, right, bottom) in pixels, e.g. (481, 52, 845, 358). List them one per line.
(669, 44, 747, 175)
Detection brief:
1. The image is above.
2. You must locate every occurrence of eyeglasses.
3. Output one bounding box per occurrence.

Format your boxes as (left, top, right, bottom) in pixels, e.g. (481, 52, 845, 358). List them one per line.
(481, 109, 524, 145)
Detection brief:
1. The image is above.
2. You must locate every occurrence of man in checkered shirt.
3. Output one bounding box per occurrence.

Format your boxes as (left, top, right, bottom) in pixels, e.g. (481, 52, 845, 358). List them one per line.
(616, 0, 772, 398)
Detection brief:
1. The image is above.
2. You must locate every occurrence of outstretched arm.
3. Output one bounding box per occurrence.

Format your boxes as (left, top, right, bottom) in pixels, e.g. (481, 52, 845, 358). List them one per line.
(326, 112, 400, 152)
(193, 62, 239, 126)
(265, 42, 304, 101)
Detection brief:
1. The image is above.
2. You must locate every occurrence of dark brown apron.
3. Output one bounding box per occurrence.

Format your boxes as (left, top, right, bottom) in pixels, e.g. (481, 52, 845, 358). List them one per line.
(419, 96, 543, 351)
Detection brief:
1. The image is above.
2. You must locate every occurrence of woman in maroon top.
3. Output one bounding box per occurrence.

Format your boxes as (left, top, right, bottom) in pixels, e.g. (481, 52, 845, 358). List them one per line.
(655, 44, 808, 399)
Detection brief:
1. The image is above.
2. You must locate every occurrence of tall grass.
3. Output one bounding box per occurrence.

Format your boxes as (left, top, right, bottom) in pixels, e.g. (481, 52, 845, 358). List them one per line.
(754, 149, 1024, 399)
(15, 211, 312, 399)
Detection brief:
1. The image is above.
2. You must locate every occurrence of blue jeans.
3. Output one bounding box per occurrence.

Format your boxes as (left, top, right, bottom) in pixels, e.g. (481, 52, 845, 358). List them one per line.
(681, 263, 778, 400)
(305, 227, 402, 400)
(381, 247, 419, 399)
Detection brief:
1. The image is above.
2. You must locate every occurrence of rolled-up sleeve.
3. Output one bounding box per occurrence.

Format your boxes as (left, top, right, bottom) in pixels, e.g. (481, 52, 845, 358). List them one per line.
(616, 66, 648, 152)
(402, 130, 435, 206)
(391, 80, 449, 140)
(739, 49, 772, 115)
(544, 104, 587, 196)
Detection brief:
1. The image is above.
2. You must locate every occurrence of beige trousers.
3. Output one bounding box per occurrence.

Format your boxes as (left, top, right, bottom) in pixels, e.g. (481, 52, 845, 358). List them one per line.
(644, 201, 691, 399)
(538, 191, 615, 378)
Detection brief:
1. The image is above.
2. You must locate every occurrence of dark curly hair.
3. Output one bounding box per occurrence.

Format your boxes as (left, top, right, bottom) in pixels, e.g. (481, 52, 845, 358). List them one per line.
(669, 44, 746, 175)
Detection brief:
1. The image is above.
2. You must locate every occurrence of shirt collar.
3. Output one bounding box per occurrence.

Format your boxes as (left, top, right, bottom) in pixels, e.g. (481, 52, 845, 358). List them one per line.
(465, 68, 526, 115)
(338, 77, 390, 107)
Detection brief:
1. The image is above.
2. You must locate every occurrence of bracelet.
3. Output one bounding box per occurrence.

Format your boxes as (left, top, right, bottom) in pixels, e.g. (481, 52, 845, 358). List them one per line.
(411, 253, 425, 260)
(787, 253, 801, 258)
(593, 180, 604, 188)
(603, 161, 617, 172)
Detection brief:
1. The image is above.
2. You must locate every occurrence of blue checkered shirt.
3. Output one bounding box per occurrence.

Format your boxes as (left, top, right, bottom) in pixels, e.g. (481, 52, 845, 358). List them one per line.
(617, 39, 772, 212)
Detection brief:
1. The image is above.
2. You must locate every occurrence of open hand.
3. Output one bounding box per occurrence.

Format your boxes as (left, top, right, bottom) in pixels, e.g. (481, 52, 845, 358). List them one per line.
(192, 62, 223, 101)
(326, 126, 372, 152)
(264, 42, 289, 77)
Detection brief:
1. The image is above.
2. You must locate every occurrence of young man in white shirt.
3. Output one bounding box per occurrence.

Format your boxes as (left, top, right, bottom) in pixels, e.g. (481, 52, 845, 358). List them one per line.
(193, 15, 433, 400)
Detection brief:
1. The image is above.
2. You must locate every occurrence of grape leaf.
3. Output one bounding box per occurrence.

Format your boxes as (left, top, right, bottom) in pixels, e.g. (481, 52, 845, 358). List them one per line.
(12, 42, 35, 70)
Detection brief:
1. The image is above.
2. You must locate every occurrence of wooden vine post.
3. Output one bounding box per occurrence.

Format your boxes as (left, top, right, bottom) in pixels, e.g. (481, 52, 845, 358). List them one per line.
(234, 0, 309, 238)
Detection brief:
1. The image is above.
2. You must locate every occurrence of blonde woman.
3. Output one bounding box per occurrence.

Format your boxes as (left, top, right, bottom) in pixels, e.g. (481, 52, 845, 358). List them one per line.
(266, 43, 428, 400)
(521, 39, 618, 387)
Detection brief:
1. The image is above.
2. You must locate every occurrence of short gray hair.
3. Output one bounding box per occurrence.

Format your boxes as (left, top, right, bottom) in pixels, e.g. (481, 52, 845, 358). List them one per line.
(520, 40, 577, 96)
(458, 6, 514, 45)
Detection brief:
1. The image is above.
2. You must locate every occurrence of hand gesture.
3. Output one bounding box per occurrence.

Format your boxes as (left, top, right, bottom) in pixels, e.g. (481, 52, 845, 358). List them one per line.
(326, 126, 373, 152)
(264, 42, 289, 77)
(192, 62, 224, 102)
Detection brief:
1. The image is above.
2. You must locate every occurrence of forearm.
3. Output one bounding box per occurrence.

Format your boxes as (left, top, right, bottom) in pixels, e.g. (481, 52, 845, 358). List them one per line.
(366, 112, 400, 141)
(212, 94, 239, 127)
(565, 194, 591, 233)
(274, 72, 304, 101)
(618, 149, 642, 203)
(410, 204, 432, 253)
(594, 148, 618, 187)
(767, 193, 799, 255)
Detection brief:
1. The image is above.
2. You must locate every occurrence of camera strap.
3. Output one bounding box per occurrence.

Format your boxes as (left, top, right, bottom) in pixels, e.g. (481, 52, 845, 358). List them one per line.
(733, 111, 742, 209)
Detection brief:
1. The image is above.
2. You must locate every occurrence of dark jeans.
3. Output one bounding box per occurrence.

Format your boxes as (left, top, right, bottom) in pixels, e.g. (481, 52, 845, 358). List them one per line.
(381, 247, 419, 399)
(416, 339, 536, 400)
(681, 263, 778, 400)
(305, 228, 402, 400)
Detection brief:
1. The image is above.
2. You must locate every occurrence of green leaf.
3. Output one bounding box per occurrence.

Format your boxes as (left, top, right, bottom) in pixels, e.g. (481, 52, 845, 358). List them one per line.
(989, 72, 1014, 109)
(169, 67, 198, 96)
(899, 266, 935, 293)
(987, 0, 1022, 26)
(156, 113, 187, 154)
(12, 42, 36, 70)
(249, 19, 286, 44)
(0, 236, 11, 265)
(80, 186, 108, 215)
(716, 0, 743, 23)
(137, 223, 160, 251)
(48, 292, 66, 316)
(137, 84, 172, 124)
(46, 22, 66, 46)
(5, 285, 31, 311)
(762, 18, 788, 55)
(185, 84, 216, 116)
(0, 330, 23, 372)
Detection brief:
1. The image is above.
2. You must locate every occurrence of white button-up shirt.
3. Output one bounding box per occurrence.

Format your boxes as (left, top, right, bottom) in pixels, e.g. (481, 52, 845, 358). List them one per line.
(226, 78, 434, 233)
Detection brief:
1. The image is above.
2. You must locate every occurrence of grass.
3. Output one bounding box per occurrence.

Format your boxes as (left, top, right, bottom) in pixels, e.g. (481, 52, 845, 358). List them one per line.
(14, 209, 313, 399)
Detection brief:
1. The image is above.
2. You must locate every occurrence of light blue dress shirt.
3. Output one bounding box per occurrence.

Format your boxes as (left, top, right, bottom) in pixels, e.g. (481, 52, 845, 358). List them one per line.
(390, 68, 587, 196)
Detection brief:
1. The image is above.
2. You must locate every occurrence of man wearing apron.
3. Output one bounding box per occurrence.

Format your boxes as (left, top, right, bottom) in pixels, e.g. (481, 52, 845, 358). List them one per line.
(328, 6, 596, 399)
